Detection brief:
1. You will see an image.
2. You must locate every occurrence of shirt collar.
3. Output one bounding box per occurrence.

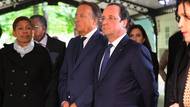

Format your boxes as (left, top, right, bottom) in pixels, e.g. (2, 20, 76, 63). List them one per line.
(14, 39, 34, 57)
(81, 27, 98, 47)
(35, 34, 48, 47)
(109, 33, 126, 48)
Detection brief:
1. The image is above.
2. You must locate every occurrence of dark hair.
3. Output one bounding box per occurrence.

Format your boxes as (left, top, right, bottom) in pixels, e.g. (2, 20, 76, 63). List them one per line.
(128, 24, 152, 51)
(177, 0, 190, 5)
(176, 0, 190, 22)
(108, 3, 130, 20)
(13, 16, 31, 31)
(30, 15, 47, 29)
(79, 1, 101, 21)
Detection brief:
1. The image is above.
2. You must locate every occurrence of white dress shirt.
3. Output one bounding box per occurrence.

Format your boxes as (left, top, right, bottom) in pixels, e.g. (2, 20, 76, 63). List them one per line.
(81, 27, 97, 48)
(98, 33, 127, 78)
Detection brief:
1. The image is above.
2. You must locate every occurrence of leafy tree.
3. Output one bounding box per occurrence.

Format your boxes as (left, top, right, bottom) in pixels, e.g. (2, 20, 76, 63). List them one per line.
(0, 2, 76, 39)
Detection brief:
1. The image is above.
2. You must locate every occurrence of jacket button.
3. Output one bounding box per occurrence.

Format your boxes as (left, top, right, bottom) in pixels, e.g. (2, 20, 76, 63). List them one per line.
(9, 93, 13, 97)
(10, 82, 14, 86)
(11, 69, 15, 73)
(23, 82, 27, 86)
(24, 71, 28, 74)
(22, 94, 27, 98)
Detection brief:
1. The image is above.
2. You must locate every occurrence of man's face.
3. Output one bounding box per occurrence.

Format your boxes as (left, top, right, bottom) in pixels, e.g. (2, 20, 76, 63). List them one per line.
(31, 18, 46, 42)
(75, 4, 96, 36)
(101, 5, 124, 40)
(13, 20, 33, 47)
(178, 2, 190, 44)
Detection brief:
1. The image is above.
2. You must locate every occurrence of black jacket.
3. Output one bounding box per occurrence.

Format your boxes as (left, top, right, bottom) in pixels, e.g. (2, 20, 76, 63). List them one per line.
(0, 43, 55, 107)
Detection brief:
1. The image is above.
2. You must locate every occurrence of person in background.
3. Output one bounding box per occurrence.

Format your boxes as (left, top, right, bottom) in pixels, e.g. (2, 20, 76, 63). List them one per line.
(58, 1, 106, 107)
(0, 16, 53, 107)
(30, 15, 66, 107)
(30, 15, 66, 72)
(94, 3, 158, 107)
(167, 0, 190, 106)
(128, 24, 159, 82)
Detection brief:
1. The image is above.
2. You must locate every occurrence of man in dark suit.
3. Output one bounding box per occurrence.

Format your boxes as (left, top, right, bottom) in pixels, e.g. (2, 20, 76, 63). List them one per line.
(94, 3, 158, 107)
(58, 2, 106, 107)
(30, 15, 66, 107)
(30, 15, 66, 71)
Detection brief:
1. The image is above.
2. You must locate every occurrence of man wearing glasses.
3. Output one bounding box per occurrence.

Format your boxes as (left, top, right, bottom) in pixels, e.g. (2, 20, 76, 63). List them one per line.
(93, 3, 158, 107)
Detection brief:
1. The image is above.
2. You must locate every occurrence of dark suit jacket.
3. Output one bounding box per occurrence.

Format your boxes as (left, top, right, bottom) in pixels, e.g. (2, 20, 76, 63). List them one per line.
(167, 31, 183, 79)
(46, 35, 66, 72)
(94, 35, 158, 107)
(167, 42, 190, 107)
(58, 30, 107, 107)
(45, 35, 66, 107)
(164, 31, 183, 107)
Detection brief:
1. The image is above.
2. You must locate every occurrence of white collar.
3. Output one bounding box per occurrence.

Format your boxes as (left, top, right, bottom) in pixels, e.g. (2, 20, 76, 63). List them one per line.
(14, 39, 34, 57)
(81, 27, 98, 47)
(35, 34, 48, 47)
(109, 33, 126, 48)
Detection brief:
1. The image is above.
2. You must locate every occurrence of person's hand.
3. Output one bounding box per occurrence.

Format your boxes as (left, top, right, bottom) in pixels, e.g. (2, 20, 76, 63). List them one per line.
(61, 101, 69, 107)
(169, 103, 179, 107)
(70, 103, 77, 107)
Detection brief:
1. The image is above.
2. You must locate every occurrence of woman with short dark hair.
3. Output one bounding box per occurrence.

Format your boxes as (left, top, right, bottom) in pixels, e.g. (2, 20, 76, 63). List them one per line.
(0, 16, 53, 107)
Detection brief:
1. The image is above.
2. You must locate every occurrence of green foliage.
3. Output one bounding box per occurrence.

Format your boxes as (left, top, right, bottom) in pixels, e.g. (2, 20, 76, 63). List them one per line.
(0, 7, 33, 36)
(46, 2, 76, 35)
(0, 2, 76, 37)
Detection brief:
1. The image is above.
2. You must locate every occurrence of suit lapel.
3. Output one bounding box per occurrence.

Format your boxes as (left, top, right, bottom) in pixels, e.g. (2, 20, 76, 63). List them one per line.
(46, 35, 51, 50)
(99, 35, 129, 81)
(70, 37, 81, 67)
(72, 30, 101, 72)
(176, 42, 187, 74)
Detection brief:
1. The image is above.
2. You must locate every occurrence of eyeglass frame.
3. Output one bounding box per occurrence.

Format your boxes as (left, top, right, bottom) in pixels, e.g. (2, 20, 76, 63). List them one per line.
(99, 15, 121, 22)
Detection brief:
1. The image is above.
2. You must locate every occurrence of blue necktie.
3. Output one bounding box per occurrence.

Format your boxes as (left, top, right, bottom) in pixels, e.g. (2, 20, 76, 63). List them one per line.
(99, 44, 113, 79)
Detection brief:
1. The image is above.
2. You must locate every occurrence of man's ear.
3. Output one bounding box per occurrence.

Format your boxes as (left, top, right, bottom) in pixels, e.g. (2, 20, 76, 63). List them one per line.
(121, 19, 128, 28)
(12, 31, 16, 37)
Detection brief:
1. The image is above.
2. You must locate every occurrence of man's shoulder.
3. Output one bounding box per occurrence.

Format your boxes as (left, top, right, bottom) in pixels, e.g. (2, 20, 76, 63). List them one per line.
(47, 36, 66, 48)
(91, 31, 107, 44)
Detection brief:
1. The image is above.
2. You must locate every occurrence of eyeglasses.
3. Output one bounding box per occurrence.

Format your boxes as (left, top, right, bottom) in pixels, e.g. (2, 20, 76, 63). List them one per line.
(33, 25, 40, 28)
(100, 16, 120, 22)
(32, 25, 43, 29)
